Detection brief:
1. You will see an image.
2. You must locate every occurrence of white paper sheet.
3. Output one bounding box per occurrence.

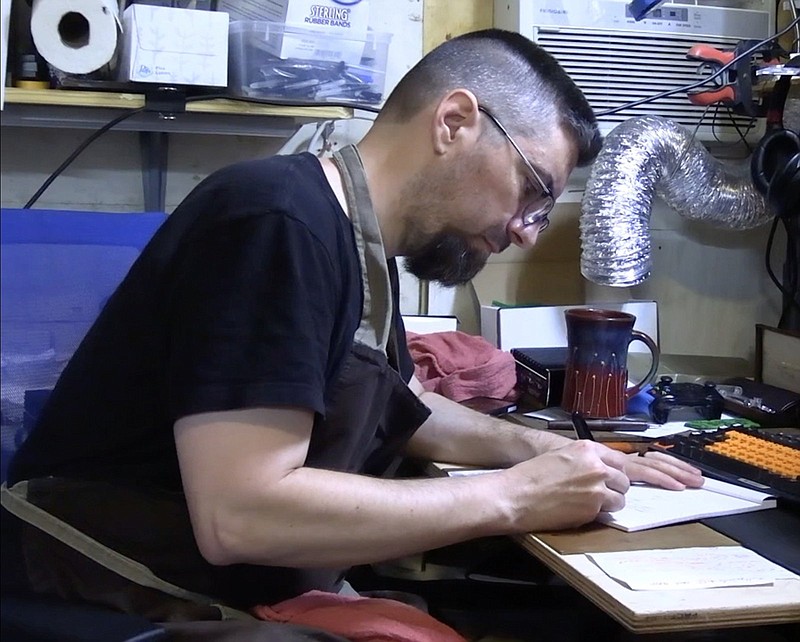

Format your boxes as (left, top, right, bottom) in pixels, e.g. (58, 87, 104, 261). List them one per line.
(444, 467, 499, 477)
(585, 546, 799, 591)
(614, 420, 695, 438)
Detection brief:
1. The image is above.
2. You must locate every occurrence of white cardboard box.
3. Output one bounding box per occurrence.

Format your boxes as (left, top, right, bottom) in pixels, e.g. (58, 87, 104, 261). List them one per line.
(480, 301, 659, 353)
(402, 315, 459, 335)
(219, 0, 370, 64)
(119, 5, 229, 87)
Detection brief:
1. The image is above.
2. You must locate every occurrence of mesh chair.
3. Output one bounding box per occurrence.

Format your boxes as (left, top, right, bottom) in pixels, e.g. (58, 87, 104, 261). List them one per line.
(1, 208, 168, 641)
(0, 208, 167, 480)
(0, 208, 385, 642)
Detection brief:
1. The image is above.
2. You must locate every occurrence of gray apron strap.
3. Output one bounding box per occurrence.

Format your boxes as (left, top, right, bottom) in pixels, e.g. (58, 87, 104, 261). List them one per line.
(331, 145, 393, 354)
(1, 481, 251, 621)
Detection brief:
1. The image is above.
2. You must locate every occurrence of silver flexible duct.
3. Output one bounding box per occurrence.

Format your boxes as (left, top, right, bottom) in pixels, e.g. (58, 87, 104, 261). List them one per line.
(580, 115, 772, 287)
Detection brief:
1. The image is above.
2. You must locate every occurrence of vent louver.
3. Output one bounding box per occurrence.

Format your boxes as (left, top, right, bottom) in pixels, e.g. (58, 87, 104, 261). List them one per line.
(536, 27, 760, 141)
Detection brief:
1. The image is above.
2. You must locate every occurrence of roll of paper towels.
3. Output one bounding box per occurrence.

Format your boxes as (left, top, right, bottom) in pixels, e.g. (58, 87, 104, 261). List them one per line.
(31, 0, 120, 74)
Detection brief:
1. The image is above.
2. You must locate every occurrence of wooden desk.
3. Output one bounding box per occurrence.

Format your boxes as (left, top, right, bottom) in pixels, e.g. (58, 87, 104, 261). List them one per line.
(520, 522, 800, 634)
(434, 463, 800, 634)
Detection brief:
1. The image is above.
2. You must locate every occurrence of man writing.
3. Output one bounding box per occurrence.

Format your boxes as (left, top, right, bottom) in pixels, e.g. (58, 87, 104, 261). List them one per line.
(3, 28, 702, 638)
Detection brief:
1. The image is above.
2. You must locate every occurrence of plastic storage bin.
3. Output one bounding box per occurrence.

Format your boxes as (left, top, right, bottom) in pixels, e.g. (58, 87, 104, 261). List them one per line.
(228, 20, 392, 105)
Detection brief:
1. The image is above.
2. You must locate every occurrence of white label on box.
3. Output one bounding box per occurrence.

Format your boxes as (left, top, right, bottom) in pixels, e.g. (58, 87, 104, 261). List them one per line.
(222, 0, 370, 64)
(285, 0, 369, 34)
(284, 2, 369, 63)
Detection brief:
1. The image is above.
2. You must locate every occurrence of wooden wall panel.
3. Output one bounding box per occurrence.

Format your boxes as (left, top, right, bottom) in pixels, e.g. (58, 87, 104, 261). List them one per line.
(423, 0, 493, 52)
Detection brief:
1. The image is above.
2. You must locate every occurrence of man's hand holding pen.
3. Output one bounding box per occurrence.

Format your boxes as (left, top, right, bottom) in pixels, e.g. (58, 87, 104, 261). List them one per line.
(499, 440, 634, 531)
(491, 414, 705, 533)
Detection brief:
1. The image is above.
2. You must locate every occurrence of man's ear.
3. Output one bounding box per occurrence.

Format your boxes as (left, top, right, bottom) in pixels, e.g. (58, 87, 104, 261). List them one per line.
(431, 89, 481, 155)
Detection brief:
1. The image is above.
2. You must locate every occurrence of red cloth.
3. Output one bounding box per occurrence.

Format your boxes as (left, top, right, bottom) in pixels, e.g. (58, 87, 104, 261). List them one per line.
(406, 331, 518, 402)
(251, 590, 465, 642)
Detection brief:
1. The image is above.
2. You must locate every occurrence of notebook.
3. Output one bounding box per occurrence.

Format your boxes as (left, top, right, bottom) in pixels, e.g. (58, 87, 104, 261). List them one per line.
(598, 477, 777, 532)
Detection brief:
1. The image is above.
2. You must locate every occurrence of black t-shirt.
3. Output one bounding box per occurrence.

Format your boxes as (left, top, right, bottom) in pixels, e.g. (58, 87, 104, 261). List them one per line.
(9, 153, 411, 489)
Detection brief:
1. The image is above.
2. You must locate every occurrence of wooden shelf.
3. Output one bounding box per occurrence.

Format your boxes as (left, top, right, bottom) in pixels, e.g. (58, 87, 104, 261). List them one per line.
(0, 87, 354, 137)
(3, 87, 353, 119)
(1, 87, 356, 211)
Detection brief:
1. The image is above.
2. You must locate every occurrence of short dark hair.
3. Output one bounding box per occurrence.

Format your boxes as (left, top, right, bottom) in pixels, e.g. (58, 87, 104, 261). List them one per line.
(378, 29, 601, 167)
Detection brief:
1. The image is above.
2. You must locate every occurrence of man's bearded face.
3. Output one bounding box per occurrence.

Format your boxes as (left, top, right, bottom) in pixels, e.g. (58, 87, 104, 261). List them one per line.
(403, 233, 490, 287)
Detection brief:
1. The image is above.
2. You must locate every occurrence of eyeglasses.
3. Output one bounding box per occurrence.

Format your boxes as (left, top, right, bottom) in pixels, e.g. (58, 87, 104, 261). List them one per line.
(477, 105, 555, 231)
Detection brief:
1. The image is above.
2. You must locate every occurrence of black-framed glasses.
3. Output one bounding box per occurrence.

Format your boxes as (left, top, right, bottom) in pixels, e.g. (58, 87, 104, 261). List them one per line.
(478, 105, 555, 231)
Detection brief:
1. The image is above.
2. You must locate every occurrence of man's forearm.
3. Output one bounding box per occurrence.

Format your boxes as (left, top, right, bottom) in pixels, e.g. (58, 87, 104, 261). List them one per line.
(203, 465, 516, 568)
(404, 390, 571, 466)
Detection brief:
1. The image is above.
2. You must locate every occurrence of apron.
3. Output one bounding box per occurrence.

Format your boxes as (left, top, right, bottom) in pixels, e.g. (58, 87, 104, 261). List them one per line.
(0, 145, 432, 621)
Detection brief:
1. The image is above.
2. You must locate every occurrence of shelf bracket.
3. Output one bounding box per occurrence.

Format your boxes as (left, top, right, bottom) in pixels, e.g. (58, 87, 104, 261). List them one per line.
(139, 130, 169, 213)
(138, 87, 187, 212)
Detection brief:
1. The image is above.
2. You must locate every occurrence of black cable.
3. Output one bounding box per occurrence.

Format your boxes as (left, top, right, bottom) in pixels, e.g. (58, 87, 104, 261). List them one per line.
(596, 17, 799, 117)
(23, 106, 146, 209)
(22, 92, 381, 209)
(678, 102, 713, 162)
(788, 0, 800, 54)
(781, 217, 800, 324)
(764, 177, 800, 327)
(719, 105, 756, 153)
(777, 221, 799, 328)
(764, 217, 789, 311)
(711, 104, 724, 145)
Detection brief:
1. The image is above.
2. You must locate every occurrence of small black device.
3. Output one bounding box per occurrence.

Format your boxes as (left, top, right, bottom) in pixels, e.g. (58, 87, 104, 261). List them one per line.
(648, 376, 725, 424)
(721, 377, 800, 427)
(511, 347, 568, 409)
(459, 396, 518, 416)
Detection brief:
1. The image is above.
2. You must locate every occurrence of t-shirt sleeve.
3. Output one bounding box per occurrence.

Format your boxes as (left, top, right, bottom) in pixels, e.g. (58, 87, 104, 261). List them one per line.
(164, 211, 340, 420)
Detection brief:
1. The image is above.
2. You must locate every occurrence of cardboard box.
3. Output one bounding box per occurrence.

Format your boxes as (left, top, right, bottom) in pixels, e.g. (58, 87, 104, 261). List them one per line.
(480, 301, 659, 353)
(219, 0, 370, 64)
(119, 5, 229, 87)
(402, 315, 458, 335)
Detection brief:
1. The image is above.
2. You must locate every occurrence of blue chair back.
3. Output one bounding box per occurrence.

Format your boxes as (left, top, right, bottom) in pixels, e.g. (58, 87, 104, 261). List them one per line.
(0, 209, 166, 482)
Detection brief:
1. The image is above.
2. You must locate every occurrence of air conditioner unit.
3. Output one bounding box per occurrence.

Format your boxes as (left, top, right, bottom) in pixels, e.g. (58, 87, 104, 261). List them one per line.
(494, 0, 775, 143)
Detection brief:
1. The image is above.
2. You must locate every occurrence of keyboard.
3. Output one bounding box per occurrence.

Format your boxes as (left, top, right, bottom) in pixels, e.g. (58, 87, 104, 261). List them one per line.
(650, 427, 800, 506)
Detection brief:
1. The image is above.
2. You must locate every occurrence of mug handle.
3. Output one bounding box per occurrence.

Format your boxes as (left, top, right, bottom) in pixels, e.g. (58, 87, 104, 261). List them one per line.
(625, 330, 660, 399)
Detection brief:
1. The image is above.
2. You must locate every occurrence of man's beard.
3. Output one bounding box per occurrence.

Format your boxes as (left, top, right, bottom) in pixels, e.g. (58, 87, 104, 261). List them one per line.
(402, 233, 490, 287)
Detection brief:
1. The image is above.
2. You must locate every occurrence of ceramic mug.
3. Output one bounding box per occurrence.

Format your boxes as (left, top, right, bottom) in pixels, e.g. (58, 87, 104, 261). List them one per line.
(561, 308, 659, 419)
